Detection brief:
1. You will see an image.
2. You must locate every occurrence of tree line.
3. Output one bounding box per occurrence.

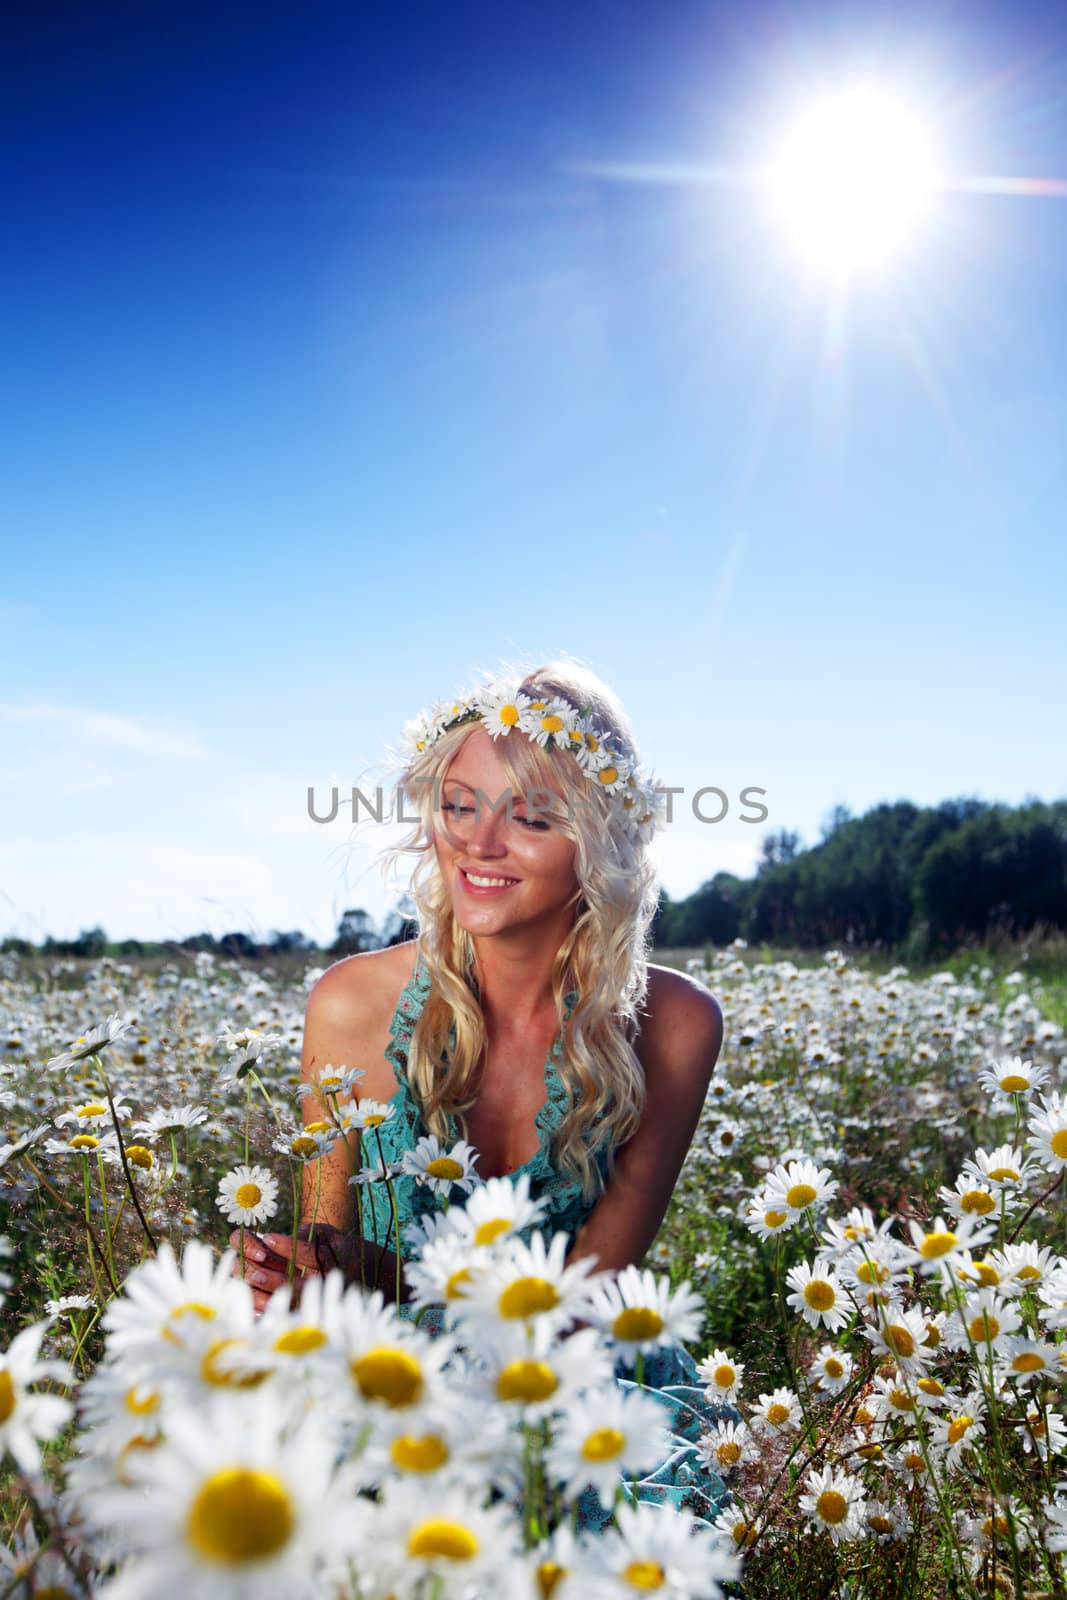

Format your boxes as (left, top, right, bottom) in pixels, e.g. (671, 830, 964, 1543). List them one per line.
(652, 796, 1067, 958)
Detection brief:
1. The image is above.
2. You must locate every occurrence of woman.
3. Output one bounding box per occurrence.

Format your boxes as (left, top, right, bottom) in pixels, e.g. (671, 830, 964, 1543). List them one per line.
(233, 659, 731, 1522)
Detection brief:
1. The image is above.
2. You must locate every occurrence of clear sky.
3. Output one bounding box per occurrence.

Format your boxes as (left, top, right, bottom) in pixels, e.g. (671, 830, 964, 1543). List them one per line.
(3, 0, 1065, 946)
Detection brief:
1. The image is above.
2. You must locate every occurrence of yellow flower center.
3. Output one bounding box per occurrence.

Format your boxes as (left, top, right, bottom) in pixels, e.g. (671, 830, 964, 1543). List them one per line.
(499, 1277, 560, 1319)
(1050, 1129, 1067, 1160)
(234, 1182, 263, 1209)
(853, 1405, 874, 1426)
(973, 1262, 1000, 1286)
(922, 1322, 942, 1348)
(999, 1074, 1029, 1092)
(76, 1103, 107, 1117)
(273, 1325, 328, 1355)
(824, 1357, 845, 1379)
(947, 1415, 974, 1444)
(786, 1183, 817, 1209)
(612, 1306, 665, 1341)
(716, 1440, 743, 1464)
(983, 1515, 1009, 1540)
(124, 1144, 154, 1170)
(1012, 1351, 1044, 1373)
(803, 1280, 836, 1312)
(766, 1402, 791, 1427)
(0, 1372, 15, 1424)
(967, 1312, 1000, 1344)
(869, 1515, 894, 1535)
(712, 1364, 736, 1388)
(1016, 1264, 1041, 1281)
(960, 1189, 996, 1216)
(473, 1217, 512, 1246)
(351, 1347, 423, 1407)
(764, 1209, 788, 1229)
(186, 1468, 293, 1563)
(816, 1489, 849, 1525)
(500, 704, 520, 726)
(407, 1519, 479, 1562)
(291, 1136, 317, 1158)
(542, 714, 566, 735)
(581, 1427, 626, 1461)
(362, 1113, 385, 1127)
(307, 1121, 328, 1133)
(917, 1377, 945, 1396)
(903, 1452, 925, 1473)
(425, 1157, 464, 1180)
(622, 1559, 666, 1589)
(731, 1521, 758, 1550)
(856, 1260, 889, 1284)
(162, 1302, 216, 1344)
(390, 1433, 450, 1472)
(496, 1360, 559, 1404)
(445, 1268, 473, 1300)
(596, 765, 619, 785)
(70, 1134, 99, 1151)
(884, 1325, 915, 1359)
(200, 1339, 267, 1390)
(987, 1166, 1019, 1183)
(124, 1384, 160, 1415)
(919, 1230, 957, 1259)
(537, 1560, 569, 1598)
(888, 1388, 913, 1411)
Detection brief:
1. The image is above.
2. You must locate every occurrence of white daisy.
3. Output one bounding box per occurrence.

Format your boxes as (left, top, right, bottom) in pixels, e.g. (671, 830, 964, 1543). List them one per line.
(985, 1241, 1058, 1295)
(46, 1012, 133, 1074)
(454, 1171, 550, 1247)
(763, 1157, 839, 1217)
(864, 1305, 935, 1373)
(904, 1214, 996, 1280)
(519, 696, 582, 750)
(695, 1347, 745, 1404)
(400, 1134, 480, 1196)
(784, 1260, 853, 1332)
(86, 1394, 357, 1598)
(1027, 1090, 1067, 1172)
(101, 1240, 253, 1363)
(930, 1394, 986, 1467)
(56, 1097, 132, 1128)
(960, 1143, 1035, 1195)
(698, 1418, 756, 1473)
(368, 1475, 523, 1596)
(944, 1289, 1021, 1357)
(456, 1230, 601, 1339)
(799, 1465, 866, 1544)
(476, 683, 534, 739)
(216, 1164, 280, 1228)
(0, 1318, 73, 1475)
(338, 1097, 396, 1133)
(334, 1286, 456, 1438)
(751, 1386, 803, 1434)
(134, 1104, 209, 1137)
(586, 1499, 741, 1599)
(977, 1055, 1050, 1099)
(997, 1336, 1063, 1386)
(742, 1194, 796, 1241)
(583, 1265, 704, 1363)
(476, 1321, 613, 1426)
(546, 1382, 671, 1505)
(937, 1175, 1000, 1222)
(810, 1344, 853, 1395)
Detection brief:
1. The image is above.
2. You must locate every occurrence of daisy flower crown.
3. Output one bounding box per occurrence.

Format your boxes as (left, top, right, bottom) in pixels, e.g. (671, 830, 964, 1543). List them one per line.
(399, 677, 667, 841)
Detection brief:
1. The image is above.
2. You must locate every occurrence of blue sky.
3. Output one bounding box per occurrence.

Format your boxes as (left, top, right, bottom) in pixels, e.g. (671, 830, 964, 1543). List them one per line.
(3, 0, 1065, 945)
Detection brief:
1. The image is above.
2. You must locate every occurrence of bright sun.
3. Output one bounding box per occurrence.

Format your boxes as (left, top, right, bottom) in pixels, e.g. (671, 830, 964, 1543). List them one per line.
(767, 83, 941, 275)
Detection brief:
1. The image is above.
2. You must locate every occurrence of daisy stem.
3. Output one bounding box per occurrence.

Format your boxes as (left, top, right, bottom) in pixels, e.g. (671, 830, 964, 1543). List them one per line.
(244, 1078, 251, 1166)
(95, 1150, 115, 1279)
(635, 1349, 644, 1386)
(308, 1157, 323, 1246)
(97, 1058, 158, 1253)
(1006, 1169, 1062, 1244)
(249, 1067, 286, 1135)
(289, 1163, 301, 1286)
(24, 1154, 117, 1298)
(68, 1308, 102, 1377)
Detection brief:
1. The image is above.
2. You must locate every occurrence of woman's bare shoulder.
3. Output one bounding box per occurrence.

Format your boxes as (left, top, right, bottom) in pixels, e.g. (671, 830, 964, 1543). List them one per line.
(310, 940, 420, 1022)
(636, 963, 724, 1088)
(302, 941, 421, 1096)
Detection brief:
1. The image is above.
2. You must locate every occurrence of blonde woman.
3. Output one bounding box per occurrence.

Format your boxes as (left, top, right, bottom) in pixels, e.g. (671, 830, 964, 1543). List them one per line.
(232, 659, 733, 1517)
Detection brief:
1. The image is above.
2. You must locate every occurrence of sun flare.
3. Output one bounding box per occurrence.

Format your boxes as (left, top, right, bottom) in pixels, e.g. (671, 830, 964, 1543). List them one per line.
(767, 83, 941, 275)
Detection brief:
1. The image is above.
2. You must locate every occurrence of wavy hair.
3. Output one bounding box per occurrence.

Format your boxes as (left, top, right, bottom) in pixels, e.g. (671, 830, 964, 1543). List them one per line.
(377, 656, 661, 1202)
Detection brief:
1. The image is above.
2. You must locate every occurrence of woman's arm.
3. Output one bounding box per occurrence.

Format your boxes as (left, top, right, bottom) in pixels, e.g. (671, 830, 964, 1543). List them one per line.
(565, 973, 724, 1279)
(232, 958, 413, 1311)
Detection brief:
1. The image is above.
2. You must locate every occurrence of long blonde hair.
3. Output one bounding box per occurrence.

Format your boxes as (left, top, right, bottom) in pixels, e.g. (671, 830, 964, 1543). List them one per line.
(379, 657, 660, 1201)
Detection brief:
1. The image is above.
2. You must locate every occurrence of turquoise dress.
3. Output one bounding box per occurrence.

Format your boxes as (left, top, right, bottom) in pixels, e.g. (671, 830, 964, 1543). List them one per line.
(358, 951, 733, 1528)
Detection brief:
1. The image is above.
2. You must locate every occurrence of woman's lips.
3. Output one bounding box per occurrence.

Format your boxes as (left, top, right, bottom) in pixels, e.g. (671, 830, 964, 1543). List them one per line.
(458, 866, 521, 896)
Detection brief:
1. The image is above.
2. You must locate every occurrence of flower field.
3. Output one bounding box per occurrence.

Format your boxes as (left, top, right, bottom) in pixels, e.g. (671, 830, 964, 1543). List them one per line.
(1, 941, 1066, 1598)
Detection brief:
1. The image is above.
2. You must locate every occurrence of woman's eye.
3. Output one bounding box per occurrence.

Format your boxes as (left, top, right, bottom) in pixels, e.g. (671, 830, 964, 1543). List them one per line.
(517, 817, 551, 831)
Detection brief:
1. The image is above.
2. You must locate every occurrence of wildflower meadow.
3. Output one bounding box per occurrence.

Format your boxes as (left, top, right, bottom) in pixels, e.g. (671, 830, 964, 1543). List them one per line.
(0, 941, 1065, 1598)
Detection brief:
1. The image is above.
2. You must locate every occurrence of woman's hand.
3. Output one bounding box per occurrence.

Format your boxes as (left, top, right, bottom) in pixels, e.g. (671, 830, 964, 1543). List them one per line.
(229, 1224, 351, 1315)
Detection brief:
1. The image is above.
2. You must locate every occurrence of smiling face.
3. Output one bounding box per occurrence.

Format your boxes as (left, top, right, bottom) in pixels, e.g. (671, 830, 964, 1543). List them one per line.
(432, 725, 581, 941)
